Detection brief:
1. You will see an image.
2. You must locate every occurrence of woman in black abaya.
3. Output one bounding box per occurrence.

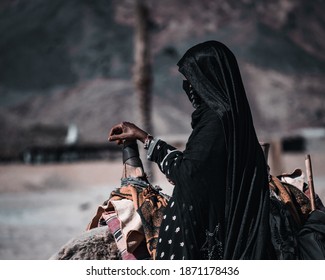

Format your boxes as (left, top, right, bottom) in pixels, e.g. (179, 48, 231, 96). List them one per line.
(109, 41, 274, 259)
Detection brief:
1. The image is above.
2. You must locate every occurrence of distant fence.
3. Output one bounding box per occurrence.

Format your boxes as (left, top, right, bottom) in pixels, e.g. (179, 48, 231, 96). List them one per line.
(1, 129, 323, 164)
(15, 143, 122, 164)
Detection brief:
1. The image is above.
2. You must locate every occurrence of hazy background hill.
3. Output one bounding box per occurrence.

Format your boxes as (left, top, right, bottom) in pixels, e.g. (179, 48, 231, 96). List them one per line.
(0, 0, 325, 159)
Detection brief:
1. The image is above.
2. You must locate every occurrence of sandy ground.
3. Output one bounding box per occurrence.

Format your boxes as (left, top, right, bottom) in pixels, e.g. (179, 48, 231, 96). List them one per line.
(0, 160, 172, 260)
(0, 152, 324, 260)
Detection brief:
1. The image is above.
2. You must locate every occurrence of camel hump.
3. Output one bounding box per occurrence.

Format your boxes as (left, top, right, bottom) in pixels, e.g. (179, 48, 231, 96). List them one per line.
(49, 226, 121, 260)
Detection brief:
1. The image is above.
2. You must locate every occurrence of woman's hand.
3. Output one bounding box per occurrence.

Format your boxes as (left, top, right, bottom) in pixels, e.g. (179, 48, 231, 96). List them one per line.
(108, 122, 149, 145)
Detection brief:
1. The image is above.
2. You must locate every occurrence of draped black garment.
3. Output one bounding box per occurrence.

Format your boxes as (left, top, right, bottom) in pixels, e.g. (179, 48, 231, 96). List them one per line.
(150, 41, 274, 259)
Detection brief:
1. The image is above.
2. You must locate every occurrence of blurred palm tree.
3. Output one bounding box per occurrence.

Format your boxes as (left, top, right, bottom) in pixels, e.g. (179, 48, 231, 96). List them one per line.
(133, 0, 153, 176)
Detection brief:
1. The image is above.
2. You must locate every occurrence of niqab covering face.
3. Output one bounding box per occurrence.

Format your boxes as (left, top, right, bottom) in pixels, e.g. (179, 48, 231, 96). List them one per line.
(176, 41, 272, 259)
(182, 80, 202, 109)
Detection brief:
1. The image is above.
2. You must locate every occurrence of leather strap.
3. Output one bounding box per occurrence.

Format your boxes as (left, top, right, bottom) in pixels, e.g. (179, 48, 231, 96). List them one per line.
(123, 141, 142, 167)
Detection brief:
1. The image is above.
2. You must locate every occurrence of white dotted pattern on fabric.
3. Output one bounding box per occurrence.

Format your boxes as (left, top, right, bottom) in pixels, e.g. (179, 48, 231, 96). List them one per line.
(160, 149, 180, 170)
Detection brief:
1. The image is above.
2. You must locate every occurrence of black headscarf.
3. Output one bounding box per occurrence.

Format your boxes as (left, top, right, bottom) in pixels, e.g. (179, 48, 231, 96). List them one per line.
(177, 41, 272, 259)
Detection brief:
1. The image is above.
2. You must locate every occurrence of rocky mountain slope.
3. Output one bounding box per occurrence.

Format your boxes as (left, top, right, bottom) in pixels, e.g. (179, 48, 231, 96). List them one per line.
(0, 0, 324, 159)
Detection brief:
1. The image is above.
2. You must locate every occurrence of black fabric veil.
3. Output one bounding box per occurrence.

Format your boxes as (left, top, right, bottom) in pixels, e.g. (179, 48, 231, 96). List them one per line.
(176, 41, 272, 259)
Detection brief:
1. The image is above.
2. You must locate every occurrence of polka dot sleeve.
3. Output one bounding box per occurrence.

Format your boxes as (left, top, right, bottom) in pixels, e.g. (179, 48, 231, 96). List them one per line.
(146, 138, 183, 177)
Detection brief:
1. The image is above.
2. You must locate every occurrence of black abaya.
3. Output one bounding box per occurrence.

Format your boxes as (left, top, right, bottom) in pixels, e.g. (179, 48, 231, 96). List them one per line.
(149, 41, 273, 260)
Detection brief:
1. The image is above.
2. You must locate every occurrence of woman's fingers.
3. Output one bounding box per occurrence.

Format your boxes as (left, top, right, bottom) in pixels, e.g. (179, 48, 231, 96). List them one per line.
(108, 134, 123, 141)
(109, 128, 134, 142)
(109, 124, 123, 138)
(108, 123, 127, 142)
